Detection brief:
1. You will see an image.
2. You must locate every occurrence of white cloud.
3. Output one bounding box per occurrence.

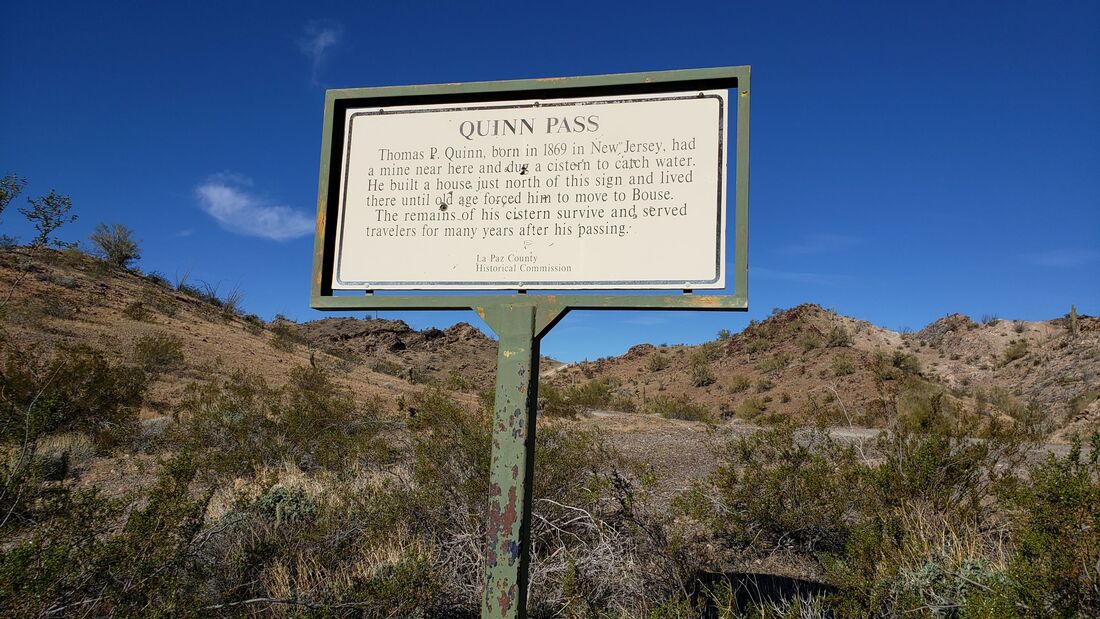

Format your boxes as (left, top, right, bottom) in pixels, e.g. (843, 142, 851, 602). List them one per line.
(195, 175, 314, 241)
(1022, 248, 1099, 268)
(298, 20, 343, 84)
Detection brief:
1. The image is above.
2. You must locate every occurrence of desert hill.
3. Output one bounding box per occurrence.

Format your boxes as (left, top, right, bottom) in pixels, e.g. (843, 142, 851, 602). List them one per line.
(1, 246, 1095, 441)
(546, 303, 1099, 441)
(0, 247, 499, 420)
(287, 315, 559, 391)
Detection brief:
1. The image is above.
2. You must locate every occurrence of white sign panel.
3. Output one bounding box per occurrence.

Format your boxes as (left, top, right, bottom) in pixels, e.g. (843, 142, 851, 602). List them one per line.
(332, 91, 728, 290)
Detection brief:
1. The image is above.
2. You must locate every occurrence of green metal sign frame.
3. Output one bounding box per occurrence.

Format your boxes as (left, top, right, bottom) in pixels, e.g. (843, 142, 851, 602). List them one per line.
(310, 66, 750, 618)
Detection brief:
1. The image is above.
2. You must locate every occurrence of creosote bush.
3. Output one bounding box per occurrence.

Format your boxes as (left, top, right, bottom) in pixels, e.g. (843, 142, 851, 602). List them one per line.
(133, 332, 185, 373)
(647, 352, 671, 372)
(827, 325, 853, 348)
(269, 320, 307, 351)
(538, 377, 631, 417)
(645, 394, 713, 423)
(122, 300, 152, 321)
(0, 343, 145, 449)
(174, 365, 391, 476)
(798, 332, 822, 352)
(832, 354, 855, 376)
(677, 391, 1099, 617)
(677, 424, 862, 557)
(734, 396, 767, 421)
(760, 351, 790, 374)
(728, 374, 751, 393)
(1000, 339, 1029, 367)
(689, 355, 716, 387)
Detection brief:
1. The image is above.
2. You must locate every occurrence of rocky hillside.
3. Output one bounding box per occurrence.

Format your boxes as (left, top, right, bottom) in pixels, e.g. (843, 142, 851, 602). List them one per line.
(288, 316, 558, 391)
(0, 247, 500, 419)
(2, 247, 1095, 441)
(546, 304, 1099, 440)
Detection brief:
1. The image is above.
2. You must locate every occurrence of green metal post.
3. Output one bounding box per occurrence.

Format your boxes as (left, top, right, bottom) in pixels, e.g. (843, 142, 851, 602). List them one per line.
(479, 303, 539, 618)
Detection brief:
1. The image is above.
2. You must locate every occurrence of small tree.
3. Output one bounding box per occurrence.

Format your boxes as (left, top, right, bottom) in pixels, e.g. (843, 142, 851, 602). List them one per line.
(89, 223, 141, 269)
(0, 175, 27, 246)
(18, 189, 76, 248)
(0, 174, 27, 221)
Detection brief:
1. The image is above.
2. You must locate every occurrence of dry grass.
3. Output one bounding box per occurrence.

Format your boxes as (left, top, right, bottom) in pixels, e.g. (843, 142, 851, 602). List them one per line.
(34, 432, 97, 467)
(897, 506, 1011, 575)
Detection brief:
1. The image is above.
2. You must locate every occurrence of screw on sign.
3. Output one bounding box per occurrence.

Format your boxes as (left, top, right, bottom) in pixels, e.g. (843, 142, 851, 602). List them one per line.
(310, 67, 750, 618)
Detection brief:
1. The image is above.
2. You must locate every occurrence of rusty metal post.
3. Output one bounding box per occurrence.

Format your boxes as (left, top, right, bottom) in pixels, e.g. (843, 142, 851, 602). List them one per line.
(478, 303, 539, 618)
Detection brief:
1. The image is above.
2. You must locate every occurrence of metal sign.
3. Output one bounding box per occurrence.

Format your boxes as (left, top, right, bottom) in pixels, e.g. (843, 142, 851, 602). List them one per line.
(310, 66, 750, 619)
(330, 92, 728, 290)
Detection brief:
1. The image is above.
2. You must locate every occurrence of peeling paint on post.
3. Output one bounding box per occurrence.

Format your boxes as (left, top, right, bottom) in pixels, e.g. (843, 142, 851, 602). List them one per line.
(479, 304, 539, 618)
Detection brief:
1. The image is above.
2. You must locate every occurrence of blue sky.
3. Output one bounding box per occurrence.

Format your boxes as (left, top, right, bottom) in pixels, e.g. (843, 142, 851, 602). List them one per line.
(1, 1, 1097, 362)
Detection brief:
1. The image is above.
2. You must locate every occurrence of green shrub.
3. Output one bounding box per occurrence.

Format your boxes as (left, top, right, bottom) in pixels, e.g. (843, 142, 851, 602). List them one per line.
(892, 350, 921, 375)
(569, 377, 617, 409)
(760, 352, 790, 374)
(4, 296, 75, 326)
(798, 333, 822, 352)
(405, 388, 671, 610)
(827, 325, 853, 348)
(0, 455, 208, 616)
(48, 273, 78, 289)
(255, 484, 317, 524)
(1000, 339, 1029, 367)
(870, 350, 898, 381)
(269, 321, 307, 351)
(122, 301, 151, 321)
(0, 344, 145, 449)
(443, 368, 471, 391)
(645, 394, 713, 422)
(745, 337, 771, 354)
(33, 432, 96, 478)
(647, 353, 670, 372)
(174, 365, 388, 477)
(133, 332, 184, 373)
(689, 356, 715, 388)
(677, 395, 1057, 617)
(2, 366, 680, 616)
(832, 355, 855, 376)
(728, 374, 751, 393)
(538, 381, 579, 418)
(371, 358, 405, 377)
(406, 365, 430, 385)
(698, 341, 724, 361)
(144, 270, 171, 287)
(734, 397, 767, 420)
(677, 424, 862, 556)
(977, 434, 1100, 616)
